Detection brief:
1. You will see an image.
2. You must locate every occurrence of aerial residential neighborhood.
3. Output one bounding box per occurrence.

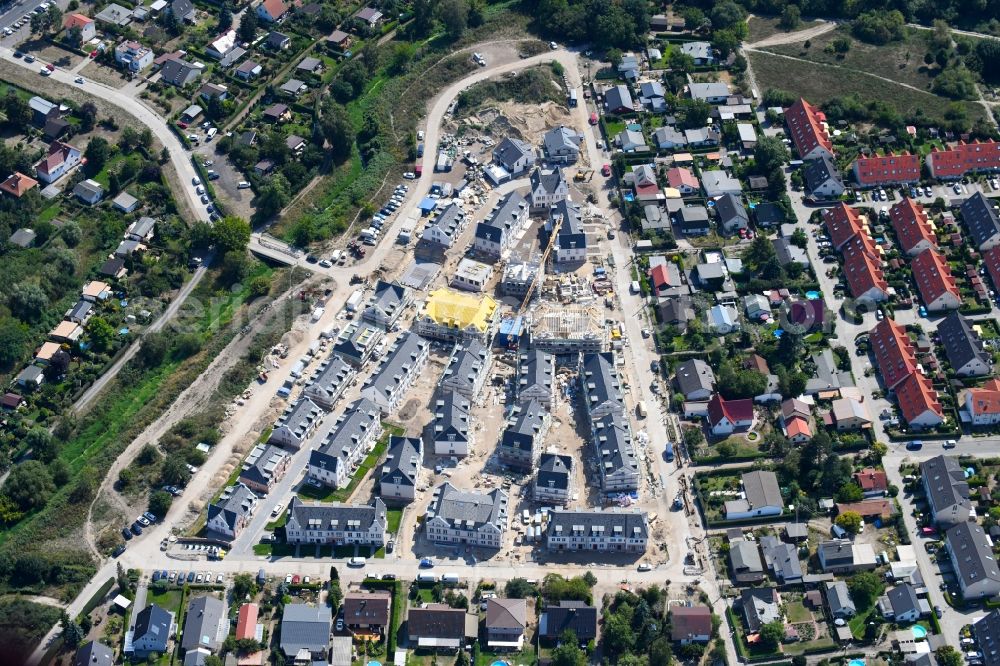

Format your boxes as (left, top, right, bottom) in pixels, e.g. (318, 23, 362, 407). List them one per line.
(7, 1, 1000, 666)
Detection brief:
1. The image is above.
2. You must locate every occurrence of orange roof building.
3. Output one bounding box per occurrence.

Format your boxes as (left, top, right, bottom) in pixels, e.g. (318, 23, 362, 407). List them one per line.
(783, 415, 812, 444)
(842, 236, 888, 303)
(912, 248, 961, 312)
(965, 378, 1000, 426)
(785, 98, 833, 160)
(870, 318, 917, 391)
(926, 139, 1000, 179)
(666, 166, 698, 192)
(35, 342, 61, 363)
(889, 198, 937, 256)
(824, 203, 866, 250)
(895, 372, 944, 429)
(236, 603, 259, 640)
(854, 468, 888, 495)
(0, 172, 38, 198)
(852, 152, 921, 187)
(63, 13, 94, 29)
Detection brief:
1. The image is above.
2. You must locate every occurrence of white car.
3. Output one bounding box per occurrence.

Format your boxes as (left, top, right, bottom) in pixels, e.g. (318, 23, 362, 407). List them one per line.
(402, 172, 416, 180)
(192, 176, 201, 186)
(196, 185, 205, 195)
(272, 503, 283, 517)
(954, 183, 964, 194)
(237, 181, 251, 189)
(187, 134, 198, 141)
(203, 160, 214, 166)
(74, 76, 84, 84)
(637, 563, 651, 572)
(417, 130, 424, 141)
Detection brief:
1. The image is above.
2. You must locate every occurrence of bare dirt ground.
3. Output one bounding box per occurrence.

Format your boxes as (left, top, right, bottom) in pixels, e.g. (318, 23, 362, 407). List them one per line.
(79, 60, 133, 89)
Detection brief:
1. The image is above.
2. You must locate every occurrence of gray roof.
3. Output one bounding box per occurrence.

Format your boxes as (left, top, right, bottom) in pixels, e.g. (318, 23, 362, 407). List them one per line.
(531, 167, 566, 197)
(181, 595, 226, 652)
(333, 321, 383, 363)
(688, 82, 729, 101)
(818, 539, 855, 567)
(740, 588, 780, 632)
(310, 397, 381, 472)
(128, 216, 156, 238)
(677, 206, 709, 226)
(361, 332, 427, 400)
(379, 436, 422, 489)
(826, 581, 856, 616)
(547, 507, 648, 540)
(605, 84, 634, 112)
(946, 522, 1000, 591)
(974, 610, 1000, 666)
(938, 311, 989, 374)
(476, 191, 528, 242)
(297, 56, 322, 72)
(362, 280, 409, 327)
(518, 349, 554, 399)
(9, 228, 36, 248)
(74, 641, 114, 666)
(920, 455, 973, 523)
(304, 353, 354, 408)
(702, 170, 741, 196)
(280, 603, 332, 657)
(133, 604, 173, 650)
(493, 137, 534, 172)
(774, 237, 809, 266)
(74, 179, 104, 199)
(580, 352, 624, 416)
(440, 340, 489, 395)
(684, 127, 718, 144)
(553, 199, 586, 252)
(423, 203, 465, 244)
(543, 126, 582, 156)
(171, 0, 194, 18)
(280, 78, 306, 94)
(731, 540, 763, 573)
(536, 453, 572, 491)
(207, 483, 257, 532)
(160, 58, 200, 86)
(659, 296, 694, 327)
(760, 536, 802, 582)
(540, 601, 597, 640)
(67, 299, 93, 321)
(286, 496, 386, 538)
(886, 583, 921, 617)
(742, 471, 782, 510)
(962, 192, 1000, 248)
(680, 41, 712, 60)
(273, 397, 323, 443)
(240, 443, 289, 489)
(653, 126, 687, 148)
(674, 359, 715, 397)
(500, 399, 547, 453)
(592, 411, 638, 488)
(266, 31, 290, 47)
(805, 348, 855, 394)
(433, 391, 470, 444)
(428, 482, 507, 531)
(714, 193, 749, 226)
(803, 154, 844, 193)
(639, 81, 665, 99)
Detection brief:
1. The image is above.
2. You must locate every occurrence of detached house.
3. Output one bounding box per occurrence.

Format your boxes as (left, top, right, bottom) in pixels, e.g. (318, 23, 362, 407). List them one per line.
(803, 155, 845, 199)
(492, 137, 535, 177)
(724, 471, 782, 520)
(539, 602, 597, 643)
(529, 167, 569, 211)
(713, 193, 749, 234)
(543, 126, 583, 164)
(63, 13, 96, 41)
(486, 598, 527, 649)
(343, 592, 391, 636)
(34, 140, 81, 184)
(128, 604, 175, 658)
(962, 192, 1000, 251)
(206, 483, 258, 540)
(707, 394, 753, 436)
(256, 0, 288, 22)
(939, 311, 991, 377)
(964, 378, 1000, 427)
(604, 85, 634, 114)
(407, 605, 476, 650)
(945, 521, 1000, 600)
(671, 606, 712, 644)
(920, 455, 975, 528)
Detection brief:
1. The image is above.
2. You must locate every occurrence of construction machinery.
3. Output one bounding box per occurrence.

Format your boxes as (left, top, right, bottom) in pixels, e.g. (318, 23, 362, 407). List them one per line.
(507, 215, 562, 348)
(574, 169, 594, 182)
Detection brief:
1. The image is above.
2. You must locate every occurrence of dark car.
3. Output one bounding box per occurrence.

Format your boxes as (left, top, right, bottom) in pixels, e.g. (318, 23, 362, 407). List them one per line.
(112, 544, 126, 557)
(131, 523, 143, 536)
(935, 605, 943, 618)
(13, 50, 23, 58)
(143, 512, 157, 524)
(381, 573, 397, 581)
(187, 571, 196, 582)
(906, 441, 923, 451)
(121, 527, 133, 540)
(306, 254, 318, 263)
(151, 571, 161, 582)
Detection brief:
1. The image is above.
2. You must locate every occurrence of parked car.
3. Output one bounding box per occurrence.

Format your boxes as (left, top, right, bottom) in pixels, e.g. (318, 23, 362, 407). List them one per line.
(187, 571, 196, 582)
(112, 544, 126, 557)
(131, 523, 143, 535)
(121, 527, 133, 540)
(143, 512, 157, 523)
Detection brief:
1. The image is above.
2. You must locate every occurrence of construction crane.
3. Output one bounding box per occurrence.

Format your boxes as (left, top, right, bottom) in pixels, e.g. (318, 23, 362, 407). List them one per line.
(507, 215, 562, 349)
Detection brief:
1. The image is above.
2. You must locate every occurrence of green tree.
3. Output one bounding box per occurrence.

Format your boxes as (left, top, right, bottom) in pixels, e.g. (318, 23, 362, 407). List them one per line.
(852, 9, 905, 44)
(791, 228, 808, 249)
(932, 66, 979, 100)
(232, 573, 259, 601)
(217, 2, 233, 31)
(248, 275, 271, 298)
(754, 136, 790, 174)
(848, 570, 884, 608)
(84, 137, 112, 176)
(505, 578, 539, 598)
(62, 220, 82, 247)
(159, 454, 190, 486)
(0, 319, 29, 370)
(212, 215, 251, 253)
(779, 4, 801, 30)
(319, 101, 354, 162)
(238, 9, 258, 42)
(2, 92, 31, 130)
(834, 511, 863, 535)
(25, 428, 57, 463)
(149, 490, 172, 518)
(710, 0, 745, 30)
(60, 611, 84, 649)
(759, 620, 784, 651)
(455, 650, 470, 666)
(9, 283, 49, 323)
(436, 0, 468, 40)
(937, 647, 964, 666)
(551, 631, 586, 666)
(3, 461, 54, 511)
(86, 316, 116, 353)
(140, 332, 170, 368)
(329, 579, 343, 609)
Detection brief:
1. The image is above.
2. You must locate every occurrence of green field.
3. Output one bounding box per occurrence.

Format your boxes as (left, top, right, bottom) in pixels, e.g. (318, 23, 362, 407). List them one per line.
(748, 49, 985, 124)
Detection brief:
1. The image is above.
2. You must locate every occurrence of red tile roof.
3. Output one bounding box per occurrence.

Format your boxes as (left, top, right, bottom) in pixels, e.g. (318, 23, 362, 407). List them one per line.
(708, 394, 754, 426)
(0, 172, 38, 197)
(985, 246, 1000, 293)
(912, 248, 960, 309)
(889, 198, 937, 255)
(261, 0, 288, 18)
(671, 605, 713, 641)
(784, 416, 812, 440)
(649, 264, 677, 292)
(236, 603, 259, 640)
(835, 499, 895, 519)
(667, 166, 698, 190)
(926, 139, 1000, 179)
(36, 141, 79, 178)
(870, 318, 917, 390)
(852, 152, 921, 186)
(895, 371, 943, 425)
(842, 236, 887, 301)
(967, 378, 1000, 417)
(824, 203, 865, 250)
(785, 98, 833, 159)
(63, 13, 93, 28)
(853, 468, 888, 492)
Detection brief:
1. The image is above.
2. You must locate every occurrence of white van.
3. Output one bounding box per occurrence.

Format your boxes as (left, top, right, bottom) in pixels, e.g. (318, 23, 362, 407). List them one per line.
(416, 572, 438, 583)
(630, 280, 641, 294)
(237, 181, 251, 189)
(206, 127, 217, 140)
(348, 556, 366, 567)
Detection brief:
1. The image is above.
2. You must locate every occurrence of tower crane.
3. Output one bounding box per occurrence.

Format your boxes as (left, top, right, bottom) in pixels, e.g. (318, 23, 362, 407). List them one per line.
(507, 215, 562, 349)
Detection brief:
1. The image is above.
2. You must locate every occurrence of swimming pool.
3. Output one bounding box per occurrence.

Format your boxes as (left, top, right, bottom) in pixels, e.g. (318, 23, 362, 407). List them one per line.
(773, 329, 784, 339)
(367, 661, 382, 666)
(490, 661, 509, 666)
(806, 290, 821, 300)
(912, 625, 928, 639)
(848, 660, 865, 666)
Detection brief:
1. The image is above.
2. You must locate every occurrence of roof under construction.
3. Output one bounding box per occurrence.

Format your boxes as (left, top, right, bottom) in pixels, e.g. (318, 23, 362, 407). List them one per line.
(528, 303, 608, 353)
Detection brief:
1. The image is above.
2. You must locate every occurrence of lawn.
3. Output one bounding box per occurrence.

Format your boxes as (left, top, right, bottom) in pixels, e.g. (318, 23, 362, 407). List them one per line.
(762, 26, 939, 92)
(297, 424, 403, 503)
(747, 50, 986, 125)
(785, 599, 812, 623)
(386, 508, 403, 534)
(147, 587, 183, 614)
(475, 648, 537, 666)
